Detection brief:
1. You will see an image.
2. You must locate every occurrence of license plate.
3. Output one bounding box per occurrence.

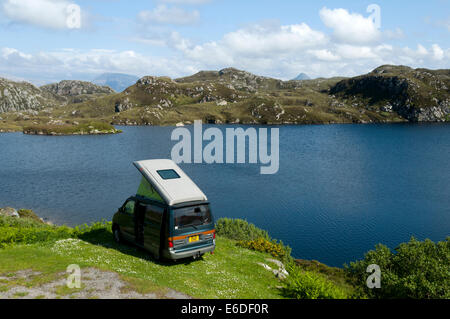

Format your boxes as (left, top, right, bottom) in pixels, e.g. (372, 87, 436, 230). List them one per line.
(189, 236, 199, 243)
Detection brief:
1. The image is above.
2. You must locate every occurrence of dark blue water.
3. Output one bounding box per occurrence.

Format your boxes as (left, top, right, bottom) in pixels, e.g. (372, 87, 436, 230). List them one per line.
(1, 124, 449, 267)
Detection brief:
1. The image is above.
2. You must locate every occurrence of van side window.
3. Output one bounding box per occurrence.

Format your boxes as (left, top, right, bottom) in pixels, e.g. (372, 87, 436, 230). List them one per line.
(124, 200, 135, 215)
(145, 205, 164, 223)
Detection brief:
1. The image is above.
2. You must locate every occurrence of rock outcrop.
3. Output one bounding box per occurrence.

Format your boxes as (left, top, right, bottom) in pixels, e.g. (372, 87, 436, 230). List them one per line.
(0, 78, 60, 113)
(330, 65, 450, 122)
(40, 80, 115, 104)
(41, 80, 114, 96)
(176, 67, 291, 92)
(0, 207, 19, 218)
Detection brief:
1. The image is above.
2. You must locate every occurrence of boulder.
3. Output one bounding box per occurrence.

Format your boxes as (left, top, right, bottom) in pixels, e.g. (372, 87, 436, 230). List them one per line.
(0, 207, 19, 218)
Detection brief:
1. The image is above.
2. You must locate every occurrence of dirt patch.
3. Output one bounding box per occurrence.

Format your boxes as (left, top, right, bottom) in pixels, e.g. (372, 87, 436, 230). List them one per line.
(0, 268, 190, 299)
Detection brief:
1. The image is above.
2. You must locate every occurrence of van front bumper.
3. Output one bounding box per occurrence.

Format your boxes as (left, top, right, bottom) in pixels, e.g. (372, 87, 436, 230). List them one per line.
(163, 241, 215, 260)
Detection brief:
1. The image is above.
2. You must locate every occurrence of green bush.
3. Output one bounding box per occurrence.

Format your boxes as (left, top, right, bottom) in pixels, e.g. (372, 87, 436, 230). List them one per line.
(0, 215, 111, 248)
(215, 218, 270, 241)
(238, 237, 291, 262)
(17, 209, 44, 223)
(283, 265, 348, 299)
(346, 237, 450, 299)
(216, 218, 292, 263)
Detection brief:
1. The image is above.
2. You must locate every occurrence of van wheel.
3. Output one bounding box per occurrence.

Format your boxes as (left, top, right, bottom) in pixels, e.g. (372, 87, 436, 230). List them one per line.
(113, 226, 122, 243)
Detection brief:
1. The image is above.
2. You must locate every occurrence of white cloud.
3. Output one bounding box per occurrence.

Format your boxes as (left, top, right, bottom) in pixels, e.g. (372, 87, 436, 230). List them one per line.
(0, 47, 196, 84)
(180, 23, 327, 64)
(1, 0, 83, 29)
(138, 5, 200, 25)
(431, 44, 444, 60)
(319, 7, 381, 44)
(308, 49, 340, 62)
(417, 44, 428, 56)
(335, 44, 378, 60)
(1, 6, 449, 82)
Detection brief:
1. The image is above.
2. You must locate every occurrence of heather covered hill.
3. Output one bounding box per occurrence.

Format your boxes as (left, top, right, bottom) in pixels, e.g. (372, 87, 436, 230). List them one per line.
(40, 80, 115, 104)
(0, 65, 449, 133)
(0, 77, 62, 113)
(330, 65, 450, 122)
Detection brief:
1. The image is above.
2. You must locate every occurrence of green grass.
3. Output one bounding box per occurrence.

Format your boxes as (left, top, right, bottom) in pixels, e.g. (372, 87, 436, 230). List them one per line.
(0, 214, 358, 299)
(0, 236, 285, 299)
(54, 284, 86, 296)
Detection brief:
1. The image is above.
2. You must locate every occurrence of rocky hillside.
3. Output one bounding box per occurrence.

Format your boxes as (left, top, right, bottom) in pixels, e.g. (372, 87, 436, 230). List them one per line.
(175, 67, 300, 92)
(40, 80, 115, 104)
(330, 65, 450, 122)
(0, 78, 61, 113)
(0, 65, 449, 130)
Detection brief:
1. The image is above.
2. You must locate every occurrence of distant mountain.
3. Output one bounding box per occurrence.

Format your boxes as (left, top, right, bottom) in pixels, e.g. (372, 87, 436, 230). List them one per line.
(292, 73, 310, 80)
(92, 73, 140, 92)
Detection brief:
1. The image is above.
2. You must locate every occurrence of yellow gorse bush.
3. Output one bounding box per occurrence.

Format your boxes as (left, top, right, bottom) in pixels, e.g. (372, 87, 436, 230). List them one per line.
(238, 237, 288, 260)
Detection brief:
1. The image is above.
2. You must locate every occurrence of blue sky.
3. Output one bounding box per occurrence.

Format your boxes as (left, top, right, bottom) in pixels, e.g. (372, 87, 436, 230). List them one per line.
(0, 0, 449, 84)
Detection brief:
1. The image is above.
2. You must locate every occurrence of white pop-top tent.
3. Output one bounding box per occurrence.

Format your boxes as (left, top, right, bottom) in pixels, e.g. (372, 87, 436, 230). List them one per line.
(133, 159, 208, 206)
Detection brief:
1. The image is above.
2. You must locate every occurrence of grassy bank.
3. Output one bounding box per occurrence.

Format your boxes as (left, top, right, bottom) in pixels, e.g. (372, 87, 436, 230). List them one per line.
(1, 213, 448, 299)
(0, 215, 292, 299)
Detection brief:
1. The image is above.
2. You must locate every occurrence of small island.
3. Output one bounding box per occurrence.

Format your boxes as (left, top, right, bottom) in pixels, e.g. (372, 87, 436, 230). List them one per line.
(23, 121, 122, 136)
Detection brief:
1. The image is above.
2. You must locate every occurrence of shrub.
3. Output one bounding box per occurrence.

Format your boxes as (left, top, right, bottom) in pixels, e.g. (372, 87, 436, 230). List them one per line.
(0, 215, 111, 248)
(216, 218, 292, 263)
(346, 237, 450, 299)
(283, 265, 348, 299)
(17, 209, 44, 223)
(238, 237, 291, 262)
(0, 217, 75, 248)
(215, 218, 270, 242)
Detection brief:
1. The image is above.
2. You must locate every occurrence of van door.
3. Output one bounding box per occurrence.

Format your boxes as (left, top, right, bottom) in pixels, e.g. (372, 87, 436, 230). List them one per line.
(143, 204, 164, 256)
(135, 202, 146, 246)
(120, 199, 136, 241)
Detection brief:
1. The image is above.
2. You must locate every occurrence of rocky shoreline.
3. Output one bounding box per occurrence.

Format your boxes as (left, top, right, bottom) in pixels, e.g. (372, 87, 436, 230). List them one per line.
(23, 128, 121, 136)
(0, 207, 51, 225)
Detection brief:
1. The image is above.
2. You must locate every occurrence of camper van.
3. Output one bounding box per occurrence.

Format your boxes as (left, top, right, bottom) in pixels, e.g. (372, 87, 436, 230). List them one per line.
(112, 159, 215, 260)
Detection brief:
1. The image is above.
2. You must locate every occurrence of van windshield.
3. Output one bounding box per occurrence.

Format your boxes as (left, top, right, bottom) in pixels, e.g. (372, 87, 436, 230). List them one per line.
(173, 205, 212, 230)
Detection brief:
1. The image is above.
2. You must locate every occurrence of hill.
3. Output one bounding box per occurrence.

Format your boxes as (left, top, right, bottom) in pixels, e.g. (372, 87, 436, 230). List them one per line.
(0, 78, 61, 113)
(93, 73, 140, 92)
(330, 65, 450, 122)
(40, 80, 115, 104)
(0, 65, 449, 132)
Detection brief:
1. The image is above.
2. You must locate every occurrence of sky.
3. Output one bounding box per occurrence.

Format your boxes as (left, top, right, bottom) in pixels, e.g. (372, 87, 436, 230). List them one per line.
(0, 0, 449, 85)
